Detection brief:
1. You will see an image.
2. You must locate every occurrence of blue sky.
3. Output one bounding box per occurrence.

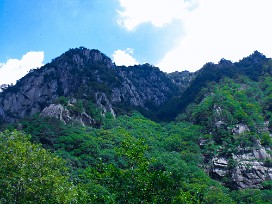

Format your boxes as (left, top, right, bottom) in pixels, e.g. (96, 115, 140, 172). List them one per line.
(0, 0, 184, 65)
(1, 0, 272, 85)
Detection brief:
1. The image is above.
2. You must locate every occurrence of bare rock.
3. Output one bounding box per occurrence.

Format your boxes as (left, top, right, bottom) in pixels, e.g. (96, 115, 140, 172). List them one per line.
(212, 157, 228, 177)
(210, 145, 272, 189)
(40, 104, 95, 126)
(232, 124, 250, 134)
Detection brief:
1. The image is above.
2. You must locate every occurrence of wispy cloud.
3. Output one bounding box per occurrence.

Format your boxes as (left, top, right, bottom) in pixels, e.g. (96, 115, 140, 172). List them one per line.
(0, 51, 44, 86)
(113, 48, 139, 66)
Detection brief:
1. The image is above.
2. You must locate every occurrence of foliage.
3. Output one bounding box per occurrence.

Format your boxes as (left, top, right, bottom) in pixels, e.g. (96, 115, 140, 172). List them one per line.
(55, 96, 69, 106)
(18, 115, 68, 149)
(3, 108, 272, 203)
(0, 130, 77, 204)
(72, 100, 84, 114)
(83, 137, 178, 203)
(231, 188, 272, 204)
(13, 112, 234, 203)
(179, 77, 270, 157)
(85, 100, 103, 123)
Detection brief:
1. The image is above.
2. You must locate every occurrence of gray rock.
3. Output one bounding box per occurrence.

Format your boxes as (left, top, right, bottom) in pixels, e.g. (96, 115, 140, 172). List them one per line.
(0, 48, 178, 123)
(210, 145, 272, 189)
(40, 104, 95, 126)
(232, 124, 250, 134)
(212, 157, 228, 177)
(40, 104, 70, 123)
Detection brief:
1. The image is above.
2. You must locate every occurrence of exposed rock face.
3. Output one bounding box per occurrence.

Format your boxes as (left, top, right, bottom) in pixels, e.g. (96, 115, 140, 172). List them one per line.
(40, 104, 70, 122)
(168, 70, 195, 91)
(211, 145, 272, 189)
(232, 124, 250, 135)
(0, 70, 59, 123)
(232, 147, 272, 189)
(0, 47, 179, 123)
(40, 104, 95, 126)
(95, 92, 116, 117)
(212, 157, 228, 177)
(115, 64, 179, 107)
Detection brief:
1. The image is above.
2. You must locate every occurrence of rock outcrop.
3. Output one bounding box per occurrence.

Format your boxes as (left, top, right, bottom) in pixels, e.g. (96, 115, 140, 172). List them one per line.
(211, 145, 272, 189)
(168, 70, 196, 91)
(40, 104, 96, 126)
(203, 102, 272, 189)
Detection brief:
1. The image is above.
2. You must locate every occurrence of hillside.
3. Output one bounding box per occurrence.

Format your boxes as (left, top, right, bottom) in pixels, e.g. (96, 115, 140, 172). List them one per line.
(0, 47, 272, 203)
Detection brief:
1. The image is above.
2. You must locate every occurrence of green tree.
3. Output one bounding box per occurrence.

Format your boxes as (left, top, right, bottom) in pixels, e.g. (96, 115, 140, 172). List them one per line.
(83, 136, 177, 203)
(0, 130, 77, 204)
(56, 96, 69, 106)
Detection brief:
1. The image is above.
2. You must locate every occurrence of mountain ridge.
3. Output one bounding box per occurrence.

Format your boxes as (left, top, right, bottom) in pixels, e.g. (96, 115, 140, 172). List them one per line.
(0, 47, 271, 124)
(0, 47, 180, 124)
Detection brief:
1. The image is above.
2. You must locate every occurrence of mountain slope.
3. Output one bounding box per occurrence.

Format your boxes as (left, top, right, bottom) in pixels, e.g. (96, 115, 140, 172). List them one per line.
(157, 51, 271, 121)
(1, 48, 270, 124)
(177, 77, 272, 189)
(1, 47, 272, 202)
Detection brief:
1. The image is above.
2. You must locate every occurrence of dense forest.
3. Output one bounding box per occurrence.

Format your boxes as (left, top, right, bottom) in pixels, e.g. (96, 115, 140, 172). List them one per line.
(0, 48, 272, 203)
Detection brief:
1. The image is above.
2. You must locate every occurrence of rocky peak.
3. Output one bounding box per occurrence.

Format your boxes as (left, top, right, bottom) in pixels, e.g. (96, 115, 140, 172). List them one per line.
(0, 48, 179, 124)
(168, 70, 196, 91)
(51, 47, 114, 70)
(238, 50, 267, 66)
(218, 58, 233, 67)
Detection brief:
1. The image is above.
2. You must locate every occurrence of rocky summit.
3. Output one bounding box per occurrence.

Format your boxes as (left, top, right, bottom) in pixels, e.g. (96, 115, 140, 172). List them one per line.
(0, 47, 181, 124)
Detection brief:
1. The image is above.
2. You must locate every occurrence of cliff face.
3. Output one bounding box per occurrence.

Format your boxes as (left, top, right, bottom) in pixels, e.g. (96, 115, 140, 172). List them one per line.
(0, 47, 179, 123)
(210, 134, 272, 189)
(201, 122, 272, 190)
(168, 70, 196, 91)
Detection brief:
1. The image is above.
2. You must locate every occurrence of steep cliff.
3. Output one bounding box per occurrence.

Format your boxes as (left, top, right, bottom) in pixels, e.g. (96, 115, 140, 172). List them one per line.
(0, 47, 179, 124)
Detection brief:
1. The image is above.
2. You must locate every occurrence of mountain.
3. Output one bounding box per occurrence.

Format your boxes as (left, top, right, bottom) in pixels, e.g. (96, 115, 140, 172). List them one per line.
(0, 47, 180, 124)
(0, 47, 272, 203)
(1, 48, 269, 125)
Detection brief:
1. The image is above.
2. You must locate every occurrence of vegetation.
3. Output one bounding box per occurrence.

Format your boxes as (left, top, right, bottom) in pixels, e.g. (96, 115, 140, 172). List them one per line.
(179, 77, 272, 154)
(1, 109, 270, 203)
(0, 130, 76, 203)
(1, 49, 272, 203)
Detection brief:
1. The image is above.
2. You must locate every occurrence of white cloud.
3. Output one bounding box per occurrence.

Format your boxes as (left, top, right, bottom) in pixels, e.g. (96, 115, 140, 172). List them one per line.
(112, 48, 139, 66)
(117, 0, 198, 31)
(0, 51, 44, 86)
(158, 0, 272, 72)
(117, 0, 272, 73)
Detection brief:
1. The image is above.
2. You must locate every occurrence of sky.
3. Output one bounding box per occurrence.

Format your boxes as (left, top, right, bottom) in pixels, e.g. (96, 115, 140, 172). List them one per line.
(1, 0, 272, 85)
